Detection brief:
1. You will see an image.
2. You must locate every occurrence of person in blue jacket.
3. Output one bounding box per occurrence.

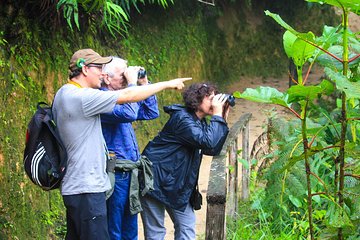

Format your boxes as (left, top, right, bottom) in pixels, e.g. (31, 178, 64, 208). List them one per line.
(101, 57, 159, 240)
(140, 83, 230, 240)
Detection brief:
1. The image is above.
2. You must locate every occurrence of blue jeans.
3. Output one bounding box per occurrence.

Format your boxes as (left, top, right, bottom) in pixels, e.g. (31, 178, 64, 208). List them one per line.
(140, 195, 196, 240)
(107, 172, 138, 240)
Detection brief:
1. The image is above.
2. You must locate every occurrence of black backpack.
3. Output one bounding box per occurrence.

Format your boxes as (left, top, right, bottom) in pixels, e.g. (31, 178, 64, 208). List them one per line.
(23, 102, 67, 191)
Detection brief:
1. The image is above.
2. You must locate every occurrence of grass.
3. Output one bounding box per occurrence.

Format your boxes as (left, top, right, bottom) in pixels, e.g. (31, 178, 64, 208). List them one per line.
(226, 200, 300, 240)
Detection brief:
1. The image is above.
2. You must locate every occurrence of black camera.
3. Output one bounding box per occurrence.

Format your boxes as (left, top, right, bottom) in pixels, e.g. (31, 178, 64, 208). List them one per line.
(225, 94, 236, 107)
(138, 69, 147, 79)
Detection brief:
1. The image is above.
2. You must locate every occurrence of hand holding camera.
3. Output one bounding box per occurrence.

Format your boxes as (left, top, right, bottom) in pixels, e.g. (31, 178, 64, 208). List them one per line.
(124, 66, 140, 85)
(212, 93, 235, 121)
(211, 94, 227, 116)
(137, 68, 148, 85)
(124, 66, 148, 86)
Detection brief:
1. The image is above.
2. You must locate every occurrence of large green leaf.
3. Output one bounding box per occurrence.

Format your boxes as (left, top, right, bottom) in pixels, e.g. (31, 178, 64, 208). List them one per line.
(265, 11, 298, 34)
(316, 25, 342, 50)
(325, 67, 360, 98)
(266, 10, 317, 73)
(317, 45, 360, 70)
(283, 31, 316, 67)
(234, 86, 290, 108)
(317, 46, 344, 70)
(306, 0, 360, 15)
(283, 30, 297, 59)
(286, 80, 334, 103)
(287, 85, 321, 103)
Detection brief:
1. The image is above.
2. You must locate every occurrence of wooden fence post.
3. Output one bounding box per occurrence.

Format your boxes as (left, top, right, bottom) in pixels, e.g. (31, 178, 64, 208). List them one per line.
(227, 139, 238, 217)
(241, 119, 250, 200)
(206, 153, 227, 240)
(205, 113, 252, 240)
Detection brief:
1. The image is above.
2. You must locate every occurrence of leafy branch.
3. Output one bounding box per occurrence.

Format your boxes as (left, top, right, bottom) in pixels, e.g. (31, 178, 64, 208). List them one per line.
(56, 0, 174, 35)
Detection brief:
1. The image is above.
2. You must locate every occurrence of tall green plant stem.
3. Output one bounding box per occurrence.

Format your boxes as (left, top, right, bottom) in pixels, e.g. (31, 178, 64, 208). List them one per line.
(337, 7, 349, 240)
(301, 100, 314, 240)
(280, 170, 288, 223)
(297, 66, 303, 85)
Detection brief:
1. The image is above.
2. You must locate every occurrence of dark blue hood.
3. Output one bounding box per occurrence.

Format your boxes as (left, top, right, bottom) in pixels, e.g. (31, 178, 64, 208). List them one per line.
(163, 104, 186, 114)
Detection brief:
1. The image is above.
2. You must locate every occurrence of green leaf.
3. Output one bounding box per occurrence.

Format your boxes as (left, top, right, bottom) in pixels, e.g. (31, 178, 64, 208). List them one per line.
(238, 158, 249, 169)
(57, 0, 79, 31)
(251, 158, 258, 167)
(312, 195, 321, 204)
(283, 31, 316, 67)
(237, 86, 291, 108)
(264, 11, 298, 35)
(316, 25, 342, 50)
(344, 142, 360, 158)
(103, 1, 129, 36)
(287, 85, 321, 103)
(319, 79, 335, 95)
(228, 164, 235, 173)
(325, 67, 360, 98)
(283, 30, 298, 59)
(317, 45, 360, 70)
(347, 108, 360, 119)
(279, 147, 321, 173)
(306, 0, 360, 15)
(288, 195, 302, 207)
(233, 91, 241, 98)
(286, 80, 334, 103)
(325, 201, 353, 228)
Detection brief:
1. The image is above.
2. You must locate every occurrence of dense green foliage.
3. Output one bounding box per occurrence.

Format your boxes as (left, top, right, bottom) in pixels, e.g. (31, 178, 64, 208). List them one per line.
(0, 0, 337, 238)
(234, 0, 359, 239)
(56, 0, 174, 35)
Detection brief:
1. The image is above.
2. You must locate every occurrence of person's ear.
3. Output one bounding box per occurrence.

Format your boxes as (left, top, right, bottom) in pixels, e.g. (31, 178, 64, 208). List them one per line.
(101, 74, 110, 85)
(82, 65, 89, 77)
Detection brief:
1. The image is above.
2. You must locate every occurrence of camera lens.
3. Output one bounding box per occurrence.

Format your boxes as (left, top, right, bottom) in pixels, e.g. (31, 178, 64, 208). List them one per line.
(138, 69, 147, 79)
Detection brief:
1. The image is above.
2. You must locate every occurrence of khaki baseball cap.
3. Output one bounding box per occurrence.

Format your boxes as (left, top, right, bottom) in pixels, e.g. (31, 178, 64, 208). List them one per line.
(69, 49, 112, 71)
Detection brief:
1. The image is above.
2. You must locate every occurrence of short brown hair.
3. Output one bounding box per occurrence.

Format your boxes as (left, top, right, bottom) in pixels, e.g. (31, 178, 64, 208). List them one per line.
(182, 83, 218, 112)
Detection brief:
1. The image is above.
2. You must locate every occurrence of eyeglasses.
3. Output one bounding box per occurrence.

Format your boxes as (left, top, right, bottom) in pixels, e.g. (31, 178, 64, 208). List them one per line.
(86, 64, 103, 70)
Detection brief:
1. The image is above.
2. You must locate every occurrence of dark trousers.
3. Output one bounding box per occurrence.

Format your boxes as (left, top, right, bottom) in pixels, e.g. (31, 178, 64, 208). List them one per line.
(63, 192, 109, 240)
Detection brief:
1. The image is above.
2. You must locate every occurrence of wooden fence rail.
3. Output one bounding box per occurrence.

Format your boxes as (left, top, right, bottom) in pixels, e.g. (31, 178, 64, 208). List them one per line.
(205, 113, 252, 240)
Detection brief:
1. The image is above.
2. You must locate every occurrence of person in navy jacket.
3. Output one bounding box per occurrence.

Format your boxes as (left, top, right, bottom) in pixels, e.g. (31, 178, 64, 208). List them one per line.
(140, 83, 230, 240)
(101, 57, 159, 240)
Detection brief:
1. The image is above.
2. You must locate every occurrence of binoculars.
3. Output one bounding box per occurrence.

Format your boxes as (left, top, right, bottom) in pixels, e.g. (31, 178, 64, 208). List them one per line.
(225, 94, 236, 107)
